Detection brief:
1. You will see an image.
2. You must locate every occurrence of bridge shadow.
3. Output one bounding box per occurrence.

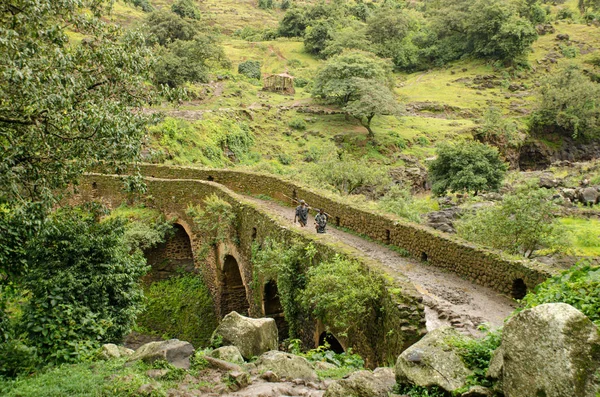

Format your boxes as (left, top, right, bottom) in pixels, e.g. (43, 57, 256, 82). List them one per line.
(263, 280, 289, 341)
(143, 223, 194, 281)
(221, 254, 250, 316)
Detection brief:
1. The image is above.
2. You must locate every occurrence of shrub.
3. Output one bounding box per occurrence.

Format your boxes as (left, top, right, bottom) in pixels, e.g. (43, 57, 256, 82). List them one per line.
(146, 10, 199, 46)
(378, 185, 432, 223)
(302, 255, 383, 333)
(19, 206, 149, 364)
(131, 0, 153, 12)
(288, 117, 307, 130)
(278, 153, 293, 165)
(428, 141, 508, 196)
(238, 60, 262, 80)
(456, 189, 570, 257)
(258, 0, 274, 9)
(520, 261, 600, 326)
(171, 0, 201, 19)
(294, 77, 310, 88)
(187, 194, 236, 248)
(136, 275, 218, 348)
(310, 156, 391, 195)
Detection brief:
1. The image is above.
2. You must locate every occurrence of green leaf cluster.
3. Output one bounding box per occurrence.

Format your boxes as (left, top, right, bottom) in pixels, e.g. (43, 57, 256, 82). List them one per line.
(428, 141, 508, 196)
(187, 194, 237, 257)
(238, 60, 262, 80)
(456, 189, 570, 257)
(171, 0, 201, 20)
(520, 262, 600, 327)
(301, 255, 383, 333)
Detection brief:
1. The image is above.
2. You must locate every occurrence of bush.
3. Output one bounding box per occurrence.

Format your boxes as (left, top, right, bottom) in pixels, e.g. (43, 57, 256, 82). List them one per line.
(378, 185, 433, 223)
(428, 141, 508, 196)
(136, 275, 218, 348)
(302, 255, 383, 333)
(258, 0, 274, 9)
(310, 156, 391, 195)
(294, 77, 310, 88)
(456, 189, 570, 257)
(288, 117, 307, 130)
(238, 60, 262, 80)
(0, 340, 39, 379)
(131, 0, 153, 12)
(19, 206, 149, 364)
(171, 0, 201, 19)
(530, 65, 600, 140)
(146, 10, 199, 46)
(520, 262, 600, 326)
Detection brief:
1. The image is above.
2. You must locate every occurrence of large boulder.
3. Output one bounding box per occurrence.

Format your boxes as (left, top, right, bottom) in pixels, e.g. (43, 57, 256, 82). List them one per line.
(212, 311, 278, 360)
(127, 339, 195, 369)
(395, 327, 473, 393)
(324, 367, 396, 397)
(500, 303, 600, 397)
(579, 187, 599, 206)
(255, 351, 318, 382)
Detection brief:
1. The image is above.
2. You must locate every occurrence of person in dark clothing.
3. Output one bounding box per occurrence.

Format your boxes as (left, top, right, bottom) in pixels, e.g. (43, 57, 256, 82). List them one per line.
(315, 208, 328, 233)
(294, 199, 309, 227)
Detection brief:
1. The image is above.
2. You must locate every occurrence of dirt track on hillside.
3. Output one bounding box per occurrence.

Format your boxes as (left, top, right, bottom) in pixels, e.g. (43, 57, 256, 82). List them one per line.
(244, 196, 516, 337)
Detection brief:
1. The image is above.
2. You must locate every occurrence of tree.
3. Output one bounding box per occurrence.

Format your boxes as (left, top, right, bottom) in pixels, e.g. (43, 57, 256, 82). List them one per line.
(146, 10, 199, 46)
(456, 189, 569, 257)
(238, 60, 262, 79)
(154, 35, 230, 87)
(428, 141, 508, 196)
(344, 79, 403, 138)
(278, 8, 308, 37)
(304, 20, 334, 57)
(20, 206, 148, 363)
(530, 65, 600, 140)
(320, 23, 371, 59)
(171, 0, 201, 19)
(312, 51, 393, 105)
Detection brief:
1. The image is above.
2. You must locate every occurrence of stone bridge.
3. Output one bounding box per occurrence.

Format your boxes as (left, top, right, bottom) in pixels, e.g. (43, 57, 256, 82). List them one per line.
(74, 164, 556, 367)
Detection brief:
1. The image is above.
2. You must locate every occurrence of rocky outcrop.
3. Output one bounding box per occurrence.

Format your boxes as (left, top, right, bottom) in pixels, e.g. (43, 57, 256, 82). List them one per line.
(324, 368, 395, 397)
(579, 186, 599, 206)
(395, 327, 473, 393)
(519, 138, 600, 170)
(209, 345, 244, 364)
(498, 303, 600, 397)
(99, 343, 134, 360)
(127, 339, 195, 369)
(255, 351, 318, 382)
(212, 311, 278, 360)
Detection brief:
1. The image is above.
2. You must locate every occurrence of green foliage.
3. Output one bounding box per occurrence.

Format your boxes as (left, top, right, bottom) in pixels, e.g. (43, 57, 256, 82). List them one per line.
(238, 60, 262, 80)
(531, 65, 600, 140)
(474, 107, 521, 149)
(343, 79, 404, 137)
(129, 0, 153, 12)
(252, 239, 316, 337)
(520, 262, 600, 327)
(428, 141, 508, 196)
(302, 255, 383, 333)
(288, 117, 307, 130)
(146, 10, 200, 46)
(107, 205, 174, 252)
(258, 0, 274, 10)
(304, 20, 334, 57)
(149, 117, 255, 166)
(378, 185, 433, 223)
(449, 327, 502, 391)
(154, 34, 230, 88)
(312, 51, 393, 106)
(0, 340, 39, 379)
(394, 384, 447, 396)
(286, 338, 365, 378)
(171, 0, 201, 19)
(18, 206, 148, 365)
(278, 8, 308, 37)
(321, 23, 372, 59)
(188, 194, 236, 248)
(136, 274, 218, 348)
(456, 189, 570, 257)
(310, 156, 392, 195)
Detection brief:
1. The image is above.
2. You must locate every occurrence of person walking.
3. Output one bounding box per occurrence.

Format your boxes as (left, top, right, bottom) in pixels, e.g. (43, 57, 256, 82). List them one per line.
(294, 199, 309, 227)
(315, 208, 328, 234)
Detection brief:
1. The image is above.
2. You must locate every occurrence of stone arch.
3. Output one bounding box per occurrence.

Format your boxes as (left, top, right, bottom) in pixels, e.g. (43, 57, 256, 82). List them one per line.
(220, 254, 250, 316)
(143, 222, 195, 281)
(318, 331, 344, 354)
(512, 278, 527, 300)
(263, 280, 288, 341)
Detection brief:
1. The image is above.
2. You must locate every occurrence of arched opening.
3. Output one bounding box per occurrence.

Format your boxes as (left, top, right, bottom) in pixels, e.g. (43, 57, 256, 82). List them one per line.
(512, 278, 527, 300)
(335, 216, 340, 227)
(221, 255, 250, 317)
(386, 229, 391, 244)
(421, 252, 428, 262)
(263, 280, 288, 341)
(318, 332, 344, 354)
(207, 176, 214, 181)
(92, 182, 98, 190)
(143, 223, 194, 282)
(252, 227, 257, 241)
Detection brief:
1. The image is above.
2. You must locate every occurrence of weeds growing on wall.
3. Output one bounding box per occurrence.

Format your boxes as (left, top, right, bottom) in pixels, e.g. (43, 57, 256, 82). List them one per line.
(251, 238, 316, 338)
(302, 255, 383, 336)
(105, 205, 174, 252)
(136, 274, 218, 348)
(187, 194, 237, 258)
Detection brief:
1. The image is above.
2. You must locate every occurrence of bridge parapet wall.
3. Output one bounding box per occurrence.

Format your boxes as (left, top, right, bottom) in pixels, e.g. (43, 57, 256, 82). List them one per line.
(135, 164, 557, 295)
(76, 173, 425, 367)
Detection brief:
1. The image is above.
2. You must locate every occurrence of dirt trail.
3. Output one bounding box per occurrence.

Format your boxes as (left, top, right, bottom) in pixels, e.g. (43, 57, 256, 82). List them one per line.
(244, 196, 516, 337)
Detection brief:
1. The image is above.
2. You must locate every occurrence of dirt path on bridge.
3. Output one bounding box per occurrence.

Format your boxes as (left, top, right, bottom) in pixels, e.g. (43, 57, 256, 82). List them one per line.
(244, 196, 516, 337)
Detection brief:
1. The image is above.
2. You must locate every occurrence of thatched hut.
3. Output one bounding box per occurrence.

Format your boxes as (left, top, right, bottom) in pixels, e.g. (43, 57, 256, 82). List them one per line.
(262, 73, 295, 95)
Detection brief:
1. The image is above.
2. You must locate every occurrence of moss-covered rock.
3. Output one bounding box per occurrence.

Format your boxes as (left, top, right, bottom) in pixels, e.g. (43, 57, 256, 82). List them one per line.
(324, 367, 395, 397)
(255, 351, 318, 382)
(212, 311, 278, 360)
